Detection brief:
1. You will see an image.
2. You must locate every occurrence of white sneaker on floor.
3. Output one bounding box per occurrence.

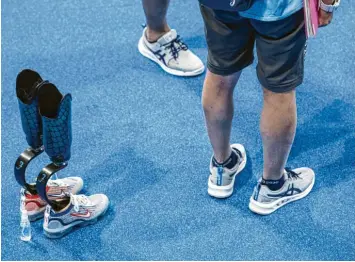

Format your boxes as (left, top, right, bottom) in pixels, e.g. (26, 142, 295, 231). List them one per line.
(208, 143, 247, 198)
(43, 193, 109, 238)
(249, 167, 315, 215)
(24, 177, 83, 221)
(138, 27, 205, 76)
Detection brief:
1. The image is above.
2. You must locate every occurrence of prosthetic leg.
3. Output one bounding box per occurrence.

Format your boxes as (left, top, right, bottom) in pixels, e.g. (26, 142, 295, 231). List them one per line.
(15, 70, 83, 222)
(34, 82, 109, 239)
(15, 70, 109, 238)
(35, 83, 72, 211)
(15, 69, 47, 194)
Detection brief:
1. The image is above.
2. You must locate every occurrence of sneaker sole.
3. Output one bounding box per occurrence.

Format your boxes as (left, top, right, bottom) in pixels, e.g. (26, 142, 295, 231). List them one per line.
(248, 171, 315, 215)
(43, 204, 110, 239)
(28, 207, 46, 222)
(207, 144, 247, 199)
(138, 37, 205, 77)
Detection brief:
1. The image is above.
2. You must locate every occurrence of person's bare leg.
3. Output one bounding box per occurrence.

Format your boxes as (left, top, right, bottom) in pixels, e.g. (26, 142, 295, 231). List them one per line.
(202, 70, 242, 163)
(260, 88, 297, 180)
(142, 0, 171, 42)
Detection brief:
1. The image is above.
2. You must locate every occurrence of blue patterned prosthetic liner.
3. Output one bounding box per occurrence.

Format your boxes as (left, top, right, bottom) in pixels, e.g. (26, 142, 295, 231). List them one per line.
(41, 94, 72, 164)
(16, 69, 44, 149)
(18, 99, 43, 149)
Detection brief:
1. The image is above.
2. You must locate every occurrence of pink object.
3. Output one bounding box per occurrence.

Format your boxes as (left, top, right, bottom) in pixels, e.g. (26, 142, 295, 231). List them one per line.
(304, 0, 319, 38)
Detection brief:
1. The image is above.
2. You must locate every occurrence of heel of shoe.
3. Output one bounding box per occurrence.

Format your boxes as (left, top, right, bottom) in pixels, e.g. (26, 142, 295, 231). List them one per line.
(28, 211, 45, 222)
(44, 226, 74, 239)
(43, 217, 99, 239)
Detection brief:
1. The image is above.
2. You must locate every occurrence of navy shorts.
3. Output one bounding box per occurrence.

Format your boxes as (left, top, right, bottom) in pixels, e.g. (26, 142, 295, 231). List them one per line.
(200, 4, 307, 93)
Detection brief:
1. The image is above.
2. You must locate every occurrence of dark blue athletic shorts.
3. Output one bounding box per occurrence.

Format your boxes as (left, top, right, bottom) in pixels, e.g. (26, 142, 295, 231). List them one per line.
(199, 4, 307, 93)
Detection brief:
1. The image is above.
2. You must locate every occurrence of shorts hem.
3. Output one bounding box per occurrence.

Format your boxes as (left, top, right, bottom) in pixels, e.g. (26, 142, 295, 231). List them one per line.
(207, 59, 254, 76)
(259, 76, 303, 93)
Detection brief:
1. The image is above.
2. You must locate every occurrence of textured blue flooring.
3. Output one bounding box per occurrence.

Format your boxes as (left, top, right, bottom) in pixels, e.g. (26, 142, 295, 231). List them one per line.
(2, 0, 355, 260)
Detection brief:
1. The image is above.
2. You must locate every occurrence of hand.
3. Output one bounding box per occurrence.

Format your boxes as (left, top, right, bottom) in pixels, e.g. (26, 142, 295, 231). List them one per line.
(319, 0, 334, 27)
(319, 9, 333, 27)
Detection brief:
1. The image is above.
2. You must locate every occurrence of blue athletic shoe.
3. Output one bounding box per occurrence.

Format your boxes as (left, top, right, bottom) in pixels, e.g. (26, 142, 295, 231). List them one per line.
(43, 193, 109, 238)
(249, 167, 315, 215)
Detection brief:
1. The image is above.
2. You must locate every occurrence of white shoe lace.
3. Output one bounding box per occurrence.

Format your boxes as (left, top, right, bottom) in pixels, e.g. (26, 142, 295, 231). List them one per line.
(71, 194, 93, 212)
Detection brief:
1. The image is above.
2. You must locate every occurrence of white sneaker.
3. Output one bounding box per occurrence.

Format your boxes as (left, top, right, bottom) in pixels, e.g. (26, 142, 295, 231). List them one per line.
(43, 193, 109, 238)
(208, 144, 247, 198)
(24, 177, 83, 221)
(249, 167, 315, 215)
(138, 27, 205, 76)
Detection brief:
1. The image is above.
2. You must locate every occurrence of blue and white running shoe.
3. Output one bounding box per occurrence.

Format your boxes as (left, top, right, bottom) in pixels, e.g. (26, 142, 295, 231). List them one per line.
(249, 167, 315, 215)
(43, 193, 109, 238)
(208, 143, 247, 198)
(138, 27, 205, 77)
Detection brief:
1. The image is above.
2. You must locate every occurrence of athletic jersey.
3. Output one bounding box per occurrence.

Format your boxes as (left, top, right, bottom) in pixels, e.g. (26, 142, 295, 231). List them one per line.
(199, 0, 303, 21)
(239, 0, 303, 21)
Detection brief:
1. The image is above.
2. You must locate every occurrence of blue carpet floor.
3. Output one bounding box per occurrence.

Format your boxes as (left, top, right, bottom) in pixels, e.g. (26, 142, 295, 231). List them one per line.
(2, 0, 355, 260)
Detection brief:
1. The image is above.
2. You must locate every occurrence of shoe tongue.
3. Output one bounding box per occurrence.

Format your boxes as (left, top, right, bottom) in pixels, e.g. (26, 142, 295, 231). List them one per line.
(70, 194, 76, 205)
(157, 29, 177, 45)
(48, 179, 65, 187)
(71, 194, 89, 207)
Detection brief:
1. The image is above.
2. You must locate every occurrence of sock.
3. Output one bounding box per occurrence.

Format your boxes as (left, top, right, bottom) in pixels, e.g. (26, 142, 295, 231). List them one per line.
(212, 150, 239, 169)
(261, 174, 285, 191)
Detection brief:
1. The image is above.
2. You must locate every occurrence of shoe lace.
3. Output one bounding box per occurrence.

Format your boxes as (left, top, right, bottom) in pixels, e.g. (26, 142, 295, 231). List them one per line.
(164, 35, 188, 60)
(71, 194, 92, 212)
(285, 168, 301, 180)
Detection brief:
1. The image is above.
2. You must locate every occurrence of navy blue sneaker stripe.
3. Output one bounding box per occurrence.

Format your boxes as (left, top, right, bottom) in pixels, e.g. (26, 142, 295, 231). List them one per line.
(217, 166, 223, 186)
(266, 184, 302, 198)
(143, 40, 167, 66)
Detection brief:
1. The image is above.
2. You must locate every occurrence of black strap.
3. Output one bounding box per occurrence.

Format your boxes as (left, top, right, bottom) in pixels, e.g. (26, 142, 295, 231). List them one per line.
(36, 162, 69, 210)
(14, 147, 44, 194)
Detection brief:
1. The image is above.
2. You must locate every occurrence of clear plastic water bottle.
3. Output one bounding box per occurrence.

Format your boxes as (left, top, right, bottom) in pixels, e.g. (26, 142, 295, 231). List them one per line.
(20, 188, 26, 211)
(20, 209, 31, 241)
(20, 188, 31, 241)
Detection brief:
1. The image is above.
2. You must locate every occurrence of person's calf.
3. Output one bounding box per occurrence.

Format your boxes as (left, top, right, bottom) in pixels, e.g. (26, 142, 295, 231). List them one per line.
(260, 88, 297, 183)
(202, 70, 241, 163)
(142, 0, 171, 42)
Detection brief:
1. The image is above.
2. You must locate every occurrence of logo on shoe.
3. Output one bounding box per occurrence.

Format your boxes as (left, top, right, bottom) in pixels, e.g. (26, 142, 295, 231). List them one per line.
(71, 210, 91, 218)
(267, 184, 301, 198)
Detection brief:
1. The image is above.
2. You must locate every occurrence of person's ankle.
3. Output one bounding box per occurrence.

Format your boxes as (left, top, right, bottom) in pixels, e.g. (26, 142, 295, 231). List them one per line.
(212, 148, 239, 169)
(261, 171, 285, 191)
(213, 148, 232, 164)
(146, 26, 171, 43)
